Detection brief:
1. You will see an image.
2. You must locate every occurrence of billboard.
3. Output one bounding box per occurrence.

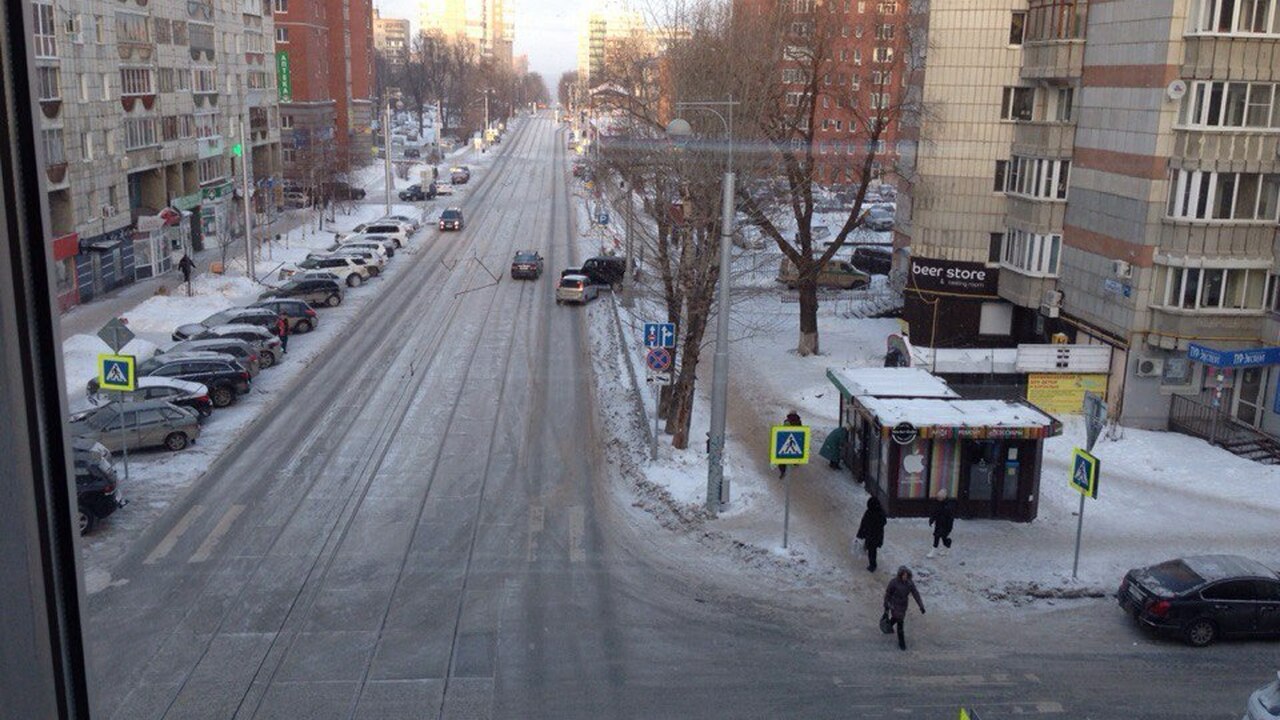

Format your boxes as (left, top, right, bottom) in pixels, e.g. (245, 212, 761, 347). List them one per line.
(1027, 373, 1108, 414)
(907, 256, 999, 296)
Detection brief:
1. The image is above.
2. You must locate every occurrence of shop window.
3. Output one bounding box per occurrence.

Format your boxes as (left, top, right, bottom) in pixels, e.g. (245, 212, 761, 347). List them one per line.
(979, 302, 1013, 335)
(929, 442, 960, 498)
(1161, 356, 1196, 388)
(897, 438, 929, 499)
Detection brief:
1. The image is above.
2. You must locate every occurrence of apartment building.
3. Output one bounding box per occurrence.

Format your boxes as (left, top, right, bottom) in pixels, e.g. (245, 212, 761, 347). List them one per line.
(32, 0, 282, 310)
(373, 9, 411, 65)
(897, 0, 1280, 433)
(421, 0, 513, 65)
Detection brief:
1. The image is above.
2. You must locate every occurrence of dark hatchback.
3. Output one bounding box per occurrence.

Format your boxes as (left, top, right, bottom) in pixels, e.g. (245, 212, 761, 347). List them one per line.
(1118, 554, 1280, 646)
(439, 208, 464, 231)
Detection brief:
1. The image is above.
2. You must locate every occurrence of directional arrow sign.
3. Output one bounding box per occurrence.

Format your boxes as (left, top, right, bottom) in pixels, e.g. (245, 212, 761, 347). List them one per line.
(643, 322, 677, 349)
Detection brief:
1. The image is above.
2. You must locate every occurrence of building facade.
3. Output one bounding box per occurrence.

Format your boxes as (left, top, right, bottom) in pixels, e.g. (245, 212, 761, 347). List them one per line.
(898, 0, 1280, 433)
(31, 0, 282, 310)
(421, 0, 513, 65)
(373, 9, 411, 65)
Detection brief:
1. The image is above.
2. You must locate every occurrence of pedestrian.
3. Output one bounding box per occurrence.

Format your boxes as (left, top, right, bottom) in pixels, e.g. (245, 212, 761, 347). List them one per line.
(819, 425, 848, 470)
(883, 566, 925, 650)
(855, 496, 887, 572)
(178, 253, 195, 284)
(275, 311, 289, 354)
(926, 491, 956, 559)
(779, 411, 802, 478)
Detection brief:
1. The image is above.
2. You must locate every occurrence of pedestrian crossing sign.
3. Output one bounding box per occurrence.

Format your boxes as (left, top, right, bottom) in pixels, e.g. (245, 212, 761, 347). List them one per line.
(98, 353, 136, 392)
(770, 425, 810, 465)
(1069, 447, 1100, 499)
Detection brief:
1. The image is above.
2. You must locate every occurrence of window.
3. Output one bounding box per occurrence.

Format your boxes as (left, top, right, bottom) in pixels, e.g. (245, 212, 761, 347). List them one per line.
(273, 0, 289, 11)
(979, 302, 1013, 335)
(1001, 86, 1035, 120)
(1166, 169, 1280, 221)
(276, 27, 289, 43)
(198, 156, 225, 184)
(1155, 264, 1270, 311)
(1026, 0, 1086, 40)
(81, 131, 93, 161)
(1001, 228, 1062, 275)
(120, 67, 153, 96)
(1201, 580, 1260, 601)
(154, 18, 171, 44)
(870, 70, 892, 86)
(41, 128, 65, 165)
(115, 12, 150, 43)
(1181, 81, 1280, 128)
(994, 160, 1008, 192)
(36, 66, 60, 101)
(281, 114, 294, 129)
(101, 72, 112, 100)
(877, 0, 897, 12)
(1188, 0, 1280, 34)
(873, 46, 893, 63)
(194, 68, 218, 93)
(1055, 87, 1074, 121)
(1010, 10, 1027, 44)
(1003, 156, 1070, 200)
(123, 118, 157, 150)
(158, 68, 174, 93)
(785, 92, 803, 107)
(869, 92, 890, 109)
(853, 48, 862, 65)
(33, 2, 57, 58)
(988, 232, 1004, 264)
(875, 23, 895, 40)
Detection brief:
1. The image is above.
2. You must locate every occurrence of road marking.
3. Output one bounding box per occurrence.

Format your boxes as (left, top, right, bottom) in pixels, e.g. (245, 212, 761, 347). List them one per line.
(526, 505, 543, 561)
(568, 505, 585, 563)
(143, 504, 205, 565)
(188, 505, 245, 563)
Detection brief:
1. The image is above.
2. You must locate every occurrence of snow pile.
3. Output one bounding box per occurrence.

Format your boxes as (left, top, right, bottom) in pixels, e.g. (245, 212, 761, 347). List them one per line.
(62, 334, 158, 402)
(121, 275, 258, 333)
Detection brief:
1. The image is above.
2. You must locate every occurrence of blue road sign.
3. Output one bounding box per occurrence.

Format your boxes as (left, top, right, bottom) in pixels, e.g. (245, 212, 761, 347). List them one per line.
(645, 348, 672, 372)
(1069, 447, 1100, 499)
(643, 322, 677, 349)
(597, 211, 610, 225)
(770, 425, 811, 465)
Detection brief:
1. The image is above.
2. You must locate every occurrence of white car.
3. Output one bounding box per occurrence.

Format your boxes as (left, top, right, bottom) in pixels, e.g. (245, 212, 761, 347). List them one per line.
(1246, 672, 1280, 720)
(337, 239, 392, 260)
(434, 182, 455, 196)
(332, 247, 387, 275)
(348, 223, 409, 247)
(375, 215, 419, 232)
(286, 255, 371, 287)
(342, 233, 399, 256)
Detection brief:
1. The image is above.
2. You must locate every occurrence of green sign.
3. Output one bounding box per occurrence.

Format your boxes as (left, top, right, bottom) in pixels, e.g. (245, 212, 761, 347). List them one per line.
(171, 192, 201, 211)
(202, 181, 232, 201)
(276, 50, 292, 102)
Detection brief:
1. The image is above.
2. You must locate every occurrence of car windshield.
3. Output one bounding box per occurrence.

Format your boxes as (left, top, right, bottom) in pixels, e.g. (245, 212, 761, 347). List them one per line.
(1143, 559, 1207, 594)
(82, 407, 121, 431)
(442, 210, 461, 219)
(515, 253, 539, 262)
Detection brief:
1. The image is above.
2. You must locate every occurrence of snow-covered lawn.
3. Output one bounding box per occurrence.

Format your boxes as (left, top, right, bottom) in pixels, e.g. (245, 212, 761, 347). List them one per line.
(574, 173, 1280, 612)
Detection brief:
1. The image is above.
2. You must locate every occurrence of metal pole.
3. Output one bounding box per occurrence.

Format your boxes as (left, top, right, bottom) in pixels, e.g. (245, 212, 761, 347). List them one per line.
(706, 169, 736, 515)
(651, 383, 660, 461)
(240, 115, 255, 281)
(1071, 492, 1085, 579)
(783, 471, 791, 548)
(622, 184, 634, 308)
(112, 325, 130, 482)
(384, 101, 393, 216)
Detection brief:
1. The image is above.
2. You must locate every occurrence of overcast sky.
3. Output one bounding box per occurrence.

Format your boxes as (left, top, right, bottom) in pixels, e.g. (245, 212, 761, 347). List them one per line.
(374, 0, 582, 85)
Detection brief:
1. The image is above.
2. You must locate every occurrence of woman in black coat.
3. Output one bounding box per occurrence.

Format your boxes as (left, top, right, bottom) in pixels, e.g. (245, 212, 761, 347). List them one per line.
(927, 494, 956, 558)
(855, 496, 887, 572)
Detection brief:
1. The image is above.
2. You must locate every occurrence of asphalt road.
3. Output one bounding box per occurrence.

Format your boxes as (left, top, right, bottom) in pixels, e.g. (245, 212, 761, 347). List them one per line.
(84, 115, 1272, 720)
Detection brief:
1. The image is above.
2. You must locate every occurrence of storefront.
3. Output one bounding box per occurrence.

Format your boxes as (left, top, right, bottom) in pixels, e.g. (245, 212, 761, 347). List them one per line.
(51, 232, 80, 312)
(132, 208, 189, 281)
(828, 367, 1061, 522)
(199, 181, 234, 253)
(902, 256, 1005, 348)
(1185, 342, 1280, 431)
(171, 192, 204, 252)
(75, 227, 135, 304)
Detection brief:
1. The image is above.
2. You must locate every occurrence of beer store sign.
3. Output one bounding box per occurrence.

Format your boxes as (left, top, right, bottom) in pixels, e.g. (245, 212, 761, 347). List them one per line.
(908, 256, 998, 296)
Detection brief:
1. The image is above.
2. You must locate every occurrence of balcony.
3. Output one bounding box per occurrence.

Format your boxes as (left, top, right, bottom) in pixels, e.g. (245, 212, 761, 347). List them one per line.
(998, 267, 1058, 309)
(1182, 36, 1280, 80)
(1170, 127, 1280, 165)
(1012, 121, 1076, 160)
(1006, 195, 1067, 234)
(1020, 40, 1084, 81)
(197, 136, 223, 159)
(1147, 306, 1265, 347)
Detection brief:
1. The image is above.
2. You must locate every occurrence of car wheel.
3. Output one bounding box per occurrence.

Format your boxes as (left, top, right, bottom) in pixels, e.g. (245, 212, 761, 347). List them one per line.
(78, 507, 95, 535)
(1185, 619, 1217, 647)
(348, 274, 363, 288)
(367, 267, 381, 277)
(297, 319, 314, 333)
(326, 294, 342, 307)
(165, 431, 190, 451)
(211, 386, 235, 408)
(259, 352, 275, 369)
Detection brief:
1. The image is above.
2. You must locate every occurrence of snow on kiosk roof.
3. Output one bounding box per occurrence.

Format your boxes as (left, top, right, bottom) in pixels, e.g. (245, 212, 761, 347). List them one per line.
(857, 397, 1060, 440)
(826, 367, 959, 400)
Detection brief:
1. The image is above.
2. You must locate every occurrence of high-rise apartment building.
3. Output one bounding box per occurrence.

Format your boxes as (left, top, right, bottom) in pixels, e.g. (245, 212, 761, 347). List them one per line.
(897, 0, 1280, 432)
(331, 0, 377, 163)
(577, 7, 652, 89)
(420, 0, 513, 65)
(374, 9, 412, 65)
(32, 0, 282, 310)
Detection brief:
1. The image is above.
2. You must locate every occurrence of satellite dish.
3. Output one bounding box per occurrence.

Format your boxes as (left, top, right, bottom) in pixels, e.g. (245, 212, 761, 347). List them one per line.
(1167, 79, 1188, 101)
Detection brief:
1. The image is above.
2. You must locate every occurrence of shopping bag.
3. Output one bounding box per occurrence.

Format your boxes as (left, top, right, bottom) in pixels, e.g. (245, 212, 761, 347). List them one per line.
(879, 612, 893, 634)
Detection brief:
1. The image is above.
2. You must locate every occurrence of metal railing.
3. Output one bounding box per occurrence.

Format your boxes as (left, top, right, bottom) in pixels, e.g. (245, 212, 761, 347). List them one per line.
(1168, 394, 1280, 464)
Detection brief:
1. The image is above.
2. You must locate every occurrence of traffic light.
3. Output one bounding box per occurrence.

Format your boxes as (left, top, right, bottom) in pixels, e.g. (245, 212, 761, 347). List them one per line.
(231, 143, 243, 157)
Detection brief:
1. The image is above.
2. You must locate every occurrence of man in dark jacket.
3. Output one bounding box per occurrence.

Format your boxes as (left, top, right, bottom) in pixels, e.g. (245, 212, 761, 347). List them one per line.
(855, 496, 887, 572)
(927, 492, 956, 558)
(883, 566, 925, 650)
(778, 411, 802, 478)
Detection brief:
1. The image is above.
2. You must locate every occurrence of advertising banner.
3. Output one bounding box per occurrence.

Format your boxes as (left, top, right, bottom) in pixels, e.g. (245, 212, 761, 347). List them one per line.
(1027, 373, 1108, 414)
(907, 256, 998, 296)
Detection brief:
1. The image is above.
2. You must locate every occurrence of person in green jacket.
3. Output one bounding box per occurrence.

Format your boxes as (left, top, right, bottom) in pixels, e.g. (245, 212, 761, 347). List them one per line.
(819, 425, 848, 470)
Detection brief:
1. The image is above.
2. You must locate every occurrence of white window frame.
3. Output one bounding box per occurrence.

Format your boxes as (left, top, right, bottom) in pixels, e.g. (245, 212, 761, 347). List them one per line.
(1179, 80, 1280, 129)
(1001, 228, 1062, 277)
(1187, 0, 1280, 35)
(1166, 169, 1280, 222)
(1155, 263, 1271, 312)
(33, 2, 57, 58)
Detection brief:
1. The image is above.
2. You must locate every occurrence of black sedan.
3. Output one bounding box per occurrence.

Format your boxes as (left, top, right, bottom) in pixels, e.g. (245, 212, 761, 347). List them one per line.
(510, 251, 543, 279)
(1118, 554, 1280, 646)
(439, 208, 464, 231)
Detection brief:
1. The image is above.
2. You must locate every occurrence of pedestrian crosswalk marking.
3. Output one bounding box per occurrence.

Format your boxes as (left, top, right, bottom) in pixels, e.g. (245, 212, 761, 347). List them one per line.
(779, 433, 802, 456)
(105, 363, 127, 384)
(770, 425, 811, 465)
(97, 353, 136, 391)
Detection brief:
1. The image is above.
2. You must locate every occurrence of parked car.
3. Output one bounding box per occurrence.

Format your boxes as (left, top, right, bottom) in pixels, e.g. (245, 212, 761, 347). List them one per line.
(251, 298, 319, 333)
(191, 324, 284, 368)
(284, 255, 370, 287)
(1117, 555, 1280, 646)
(511, 251, 544, 280)
(83, 376, 214, 418)
(160, 338, 262, 377)
(377, 214, 420, 231)
(283, 191, 312, 209)
(556, 274, 598, 305)
(1245, 671, 1280, 720)
(70, 400, 201, 453)
(776, 257, 871, 290)
(133, 355, 251, 408)
(399, 184, 433, 201)
(332, 247, 387, 276)
(348, 223, 409, 246)
(851, 246, 894, 276)
(259, 277, 345, 308)
(338, 235, 397, 258)
(561, 256, 629, 288)
(439, 208, 464, 231)
(172, 307, 278, 341)
(321, 181, 366, 201)
(73, 439, 123, 535)
(403, 147, 421, 159)
(865, 206, 896, 231)
(434, 182, 455, 196)
(450, 166, 471, 184)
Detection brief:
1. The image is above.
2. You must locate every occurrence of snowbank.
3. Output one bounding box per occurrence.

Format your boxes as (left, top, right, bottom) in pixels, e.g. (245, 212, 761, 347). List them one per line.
(62, 334, 158, 403)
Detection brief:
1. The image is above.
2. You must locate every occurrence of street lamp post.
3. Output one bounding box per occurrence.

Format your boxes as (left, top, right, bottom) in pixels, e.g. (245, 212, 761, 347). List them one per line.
(666, 95, 738, 517)
(384, 98, 396, 216)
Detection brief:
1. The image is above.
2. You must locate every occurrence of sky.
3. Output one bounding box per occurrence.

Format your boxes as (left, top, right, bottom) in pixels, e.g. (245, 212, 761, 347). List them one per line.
(375, 0, 583, 85)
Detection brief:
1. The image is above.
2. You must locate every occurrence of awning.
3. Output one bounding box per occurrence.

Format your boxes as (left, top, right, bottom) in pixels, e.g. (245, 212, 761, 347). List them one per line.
(1187, 343, 1280, 368)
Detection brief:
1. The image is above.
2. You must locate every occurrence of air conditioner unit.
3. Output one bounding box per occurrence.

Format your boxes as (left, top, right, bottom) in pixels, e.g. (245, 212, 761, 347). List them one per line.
(1039, 289, 1063, 319)
(1136, 357, 1164, 377)
(1112, 259, 1132, 279)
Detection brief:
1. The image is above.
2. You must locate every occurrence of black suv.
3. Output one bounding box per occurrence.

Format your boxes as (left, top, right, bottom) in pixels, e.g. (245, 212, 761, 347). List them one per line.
(439, 208, 464, 231)
(259, 277, 344, 307)
(563, 256, 629, 287)
(399, 183, 435, 201)
(851, 247, 893, 276)
(136, 355, 251, 408)
(173, 307, 278, 341)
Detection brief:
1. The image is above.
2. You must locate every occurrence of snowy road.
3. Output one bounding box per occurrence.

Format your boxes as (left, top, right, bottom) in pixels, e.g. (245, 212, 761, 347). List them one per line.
(83, 115, 1270, 720)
